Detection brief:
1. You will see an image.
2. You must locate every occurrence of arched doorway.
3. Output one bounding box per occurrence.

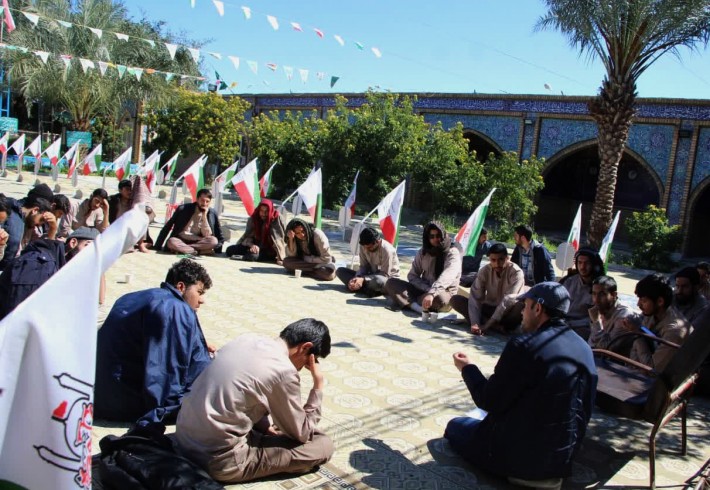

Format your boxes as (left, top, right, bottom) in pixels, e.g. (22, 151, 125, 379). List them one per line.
(463, 130, 501, 162)
(537, 143, 662, 240)
(684, 180, 710, 257)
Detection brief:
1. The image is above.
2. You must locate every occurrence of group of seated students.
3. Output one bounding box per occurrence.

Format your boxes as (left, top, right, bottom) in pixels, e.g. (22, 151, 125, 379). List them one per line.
(3, 182, 710, 486)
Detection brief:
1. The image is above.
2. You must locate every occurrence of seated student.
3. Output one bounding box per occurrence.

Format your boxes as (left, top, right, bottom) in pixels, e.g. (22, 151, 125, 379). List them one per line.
(673, 266, 708, 326)
(282, 218, 336, 281)
(445, 282, 597, 486)
(625, 273, 689, 372)
(94, 259, 214, 425)
(0, 227, 98, 320)
(511, 224, 556, 286)
(155, 188, 224, 256)
(335, 226, 400, 297)
(450, 243, 525, 335)
(384, 221, 461, 313)
(587, 275, 640, 356)
(226, 199, 286, 263)
(0, 194, 56, 269)
(175, 318, 335, 484)
(75, 188, 110, 232)
(560, 247, 604, 339)
(459, 228, 491, 287)
(109, 177, 156, 253)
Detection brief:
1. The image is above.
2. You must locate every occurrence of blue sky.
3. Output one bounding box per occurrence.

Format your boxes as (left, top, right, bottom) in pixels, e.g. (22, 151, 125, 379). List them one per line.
(122, 0, 709, 99)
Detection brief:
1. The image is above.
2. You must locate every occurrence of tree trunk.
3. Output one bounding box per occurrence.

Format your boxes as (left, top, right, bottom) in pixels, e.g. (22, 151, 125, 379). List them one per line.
(587, 77, 636, 248)
(132, 99, 144, 163)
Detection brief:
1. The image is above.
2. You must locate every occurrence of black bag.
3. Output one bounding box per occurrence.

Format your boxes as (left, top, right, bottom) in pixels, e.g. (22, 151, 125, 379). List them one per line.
(92, 425, 224, 490)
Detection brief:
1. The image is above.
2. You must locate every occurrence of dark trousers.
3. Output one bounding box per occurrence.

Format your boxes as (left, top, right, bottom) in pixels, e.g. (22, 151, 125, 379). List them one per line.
(335, 267, 388, 297)
(282, 257, 336, 281)
(383, 278, 452, 312)
(225, 243, 275, 262)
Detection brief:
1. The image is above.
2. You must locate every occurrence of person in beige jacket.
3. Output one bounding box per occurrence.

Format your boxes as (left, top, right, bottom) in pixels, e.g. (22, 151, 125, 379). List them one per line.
(174, 318, 334, 484)
(282, 218, 336, 280)
(384, 221, 461, 313)
(451, 242, 525, 335)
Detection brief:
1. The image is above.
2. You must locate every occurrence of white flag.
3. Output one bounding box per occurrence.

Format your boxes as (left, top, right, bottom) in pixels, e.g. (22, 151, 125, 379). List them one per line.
(0, 208, 149, 490)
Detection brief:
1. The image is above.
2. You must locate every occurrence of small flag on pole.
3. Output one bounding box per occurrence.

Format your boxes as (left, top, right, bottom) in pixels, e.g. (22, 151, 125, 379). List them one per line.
(599, 211, 621, 266)
(375, 180, 406, 246)
(81, 144, 102, 176)
(259, 163, 276, 198)
(230, 158, 260, 215)
(567, 204, 582, 251)
(455, 188, 496, 256)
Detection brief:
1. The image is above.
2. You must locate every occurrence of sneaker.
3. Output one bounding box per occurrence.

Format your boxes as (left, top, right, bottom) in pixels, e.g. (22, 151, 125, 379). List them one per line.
(230, 255, 244, 261)
(409, 302, 423, 314)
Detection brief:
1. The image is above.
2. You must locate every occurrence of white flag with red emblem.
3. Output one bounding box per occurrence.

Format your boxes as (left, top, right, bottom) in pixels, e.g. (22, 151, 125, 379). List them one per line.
(81, 144, 102, 176)
(295, 168, 322, 227)
(567, 203, 582, 251)
(0, 207, 149, 490)
(376, 180, 406, 246)
(0, 132, 8, 154)
(259, 162, 276, 198)
(113, 147, 133, 180)
(44, 138, 62, 166)
(230, 158, 260, 215)
(179, 156, 205, 202)
(64, 142, 80, 178)
(9, 133, 25, 157)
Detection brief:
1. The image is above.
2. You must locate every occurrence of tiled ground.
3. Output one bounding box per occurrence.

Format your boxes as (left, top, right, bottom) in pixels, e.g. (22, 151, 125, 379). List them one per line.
(2, 172, 709, 489)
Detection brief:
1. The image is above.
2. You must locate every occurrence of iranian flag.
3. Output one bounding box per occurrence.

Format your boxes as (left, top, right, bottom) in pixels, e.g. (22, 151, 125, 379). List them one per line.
(157, 151, 180, 184)
(344, 170, 359, 217)
(28, 136, 43, 175)
(259, 162, 276, 197)
(113, 147, 133, 180)
(599, 211, 621, 266)
(179, 156, 205, 202)
(295, 168, 322, 228)
(376, 179, 406, 246)
(229, 158, 260, 215)
(567, 204, 582, 251)
(142, 151, 162, 194)
(63, 142, 80, 178)
(44, 138, 62, 166)
(0, 132, 8, 154)
(455, 188, 496, 256)
(215, 160, 239, 193)
(81, 144, 102, 176)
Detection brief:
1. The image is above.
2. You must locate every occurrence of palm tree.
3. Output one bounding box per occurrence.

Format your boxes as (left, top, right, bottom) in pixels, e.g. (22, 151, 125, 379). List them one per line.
(537, 0, 710, 247)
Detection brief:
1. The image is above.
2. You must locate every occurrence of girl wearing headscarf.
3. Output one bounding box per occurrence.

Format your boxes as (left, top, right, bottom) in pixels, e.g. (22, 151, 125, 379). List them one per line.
(226, 199, 286, 263)
(282, 217, 336, 280)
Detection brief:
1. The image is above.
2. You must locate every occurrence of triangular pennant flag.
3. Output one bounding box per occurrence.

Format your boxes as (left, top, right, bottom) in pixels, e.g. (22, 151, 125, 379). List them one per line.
(208, 51, 222, 60)
(79, 58, 94, 73)
(115, 32, 129, 41)
(330, 76, 339, 88)
(599, 211, 621, 266)
(241, 6, 251, 19)
(144, 39, 155, 48)
(354, 41, 364, 50)
(455, 188, 496, 256)
(213, 0, 224, 16)
(266, 15, 279, 30)
(567, 203, 582, 251)
(283, 66, 293, 80)
(376, 180, 406, 246)
(188, 47, 200, 63)
(295, 168, 322, 227)
(316, 71, 325, 80)
(266, 62, 277, 71)
(228, 55, 240, 70)
(116, 64, 126, 78)
(135, 68, 144, 80)
(298, 68, 308, 84)
(178, 157, 205, 202)
(43, 138, 61, 166)
(247, 60, 258, 74)
(214, 71, 227, 90)
(82, 144, 102, 175)
(60, 55, 72, 69)
(9, 134, 25, 156)
(34, 50, 49, 64)
(97, 61, 109, 76)
(230, 159, 260, 215)
(56, 19, 71, 28)
(291, 22, 302, 32)
(313, 28, 324, 38)
(89, 27, 102, 38)
(190, 0, 196, 7)
(113, 147, 133, 180)
(334, 35, 345, 46)
(165, 42, 177, 59)
(0, 132, 9, 155)
(2, 0, 16, 32)
(27, 135, 42, 159)
(164, 72, 174, 82)
(22, 11, 39, 26)
(259, 163, 276, 198)
(372, 47, 382, 58)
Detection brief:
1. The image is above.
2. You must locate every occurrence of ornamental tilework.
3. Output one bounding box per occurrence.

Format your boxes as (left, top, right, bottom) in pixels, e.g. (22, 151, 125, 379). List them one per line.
(522, 124, 536, 159)
(668, 136, 691, 225)
(626, 124, 675, 185)
(692, 128, 710, 190)
(423, 113, 521, 152)
(536, 119, 597, 159)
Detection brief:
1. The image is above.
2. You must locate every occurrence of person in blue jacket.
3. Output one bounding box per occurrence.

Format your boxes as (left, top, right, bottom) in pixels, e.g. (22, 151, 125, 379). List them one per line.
(445, 282, 597, 485)
(94, 258, 215, 426)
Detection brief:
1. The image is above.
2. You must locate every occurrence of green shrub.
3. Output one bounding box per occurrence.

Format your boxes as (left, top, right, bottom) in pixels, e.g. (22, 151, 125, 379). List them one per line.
(625, 205, 681, 271)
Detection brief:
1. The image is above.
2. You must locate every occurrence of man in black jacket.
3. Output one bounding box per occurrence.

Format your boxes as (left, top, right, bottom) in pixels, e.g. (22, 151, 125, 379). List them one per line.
(155, 188, 224, 255)
(445, 282, 597, 485)
(511, 224, 556, 286)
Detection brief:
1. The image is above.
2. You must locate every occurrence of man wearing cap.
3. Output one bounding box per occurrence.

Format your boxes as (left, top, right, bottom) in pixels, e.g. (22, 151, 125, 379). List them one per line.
(0, 226, 98, 320)
(335, 226, 400, 297)
(445, 282, 597, 485)
(560, 247, 604, 339)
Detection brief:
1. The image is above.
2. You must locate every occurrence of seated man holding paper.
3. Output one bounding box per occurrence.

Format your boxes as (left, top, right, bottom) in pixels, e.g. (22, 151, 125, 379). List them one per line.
(335, 226, 400, 297)
(445, 282, 597, 486)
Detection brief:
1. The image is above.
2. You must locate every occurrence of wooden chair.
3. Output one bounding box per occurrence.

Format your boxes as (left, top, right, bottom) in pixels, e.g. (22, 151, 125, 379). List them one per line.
(592, 308, 710, 489)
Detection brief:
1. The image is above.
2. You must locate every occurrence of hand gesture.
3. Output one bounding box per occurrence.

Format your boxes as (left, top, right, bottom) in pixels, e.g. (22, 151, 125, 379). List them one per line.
(0, 228, 8, 246)
(421, 294, 434, 310)
(470, 324, 483, 336)
(286, 229, 295, 240)
(100, 198, 109, 211)
(305, 354, 324, 390)
(348, 277, 364, 291)
(453, 352, 471, 372)
(249, 244, 260, 254)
